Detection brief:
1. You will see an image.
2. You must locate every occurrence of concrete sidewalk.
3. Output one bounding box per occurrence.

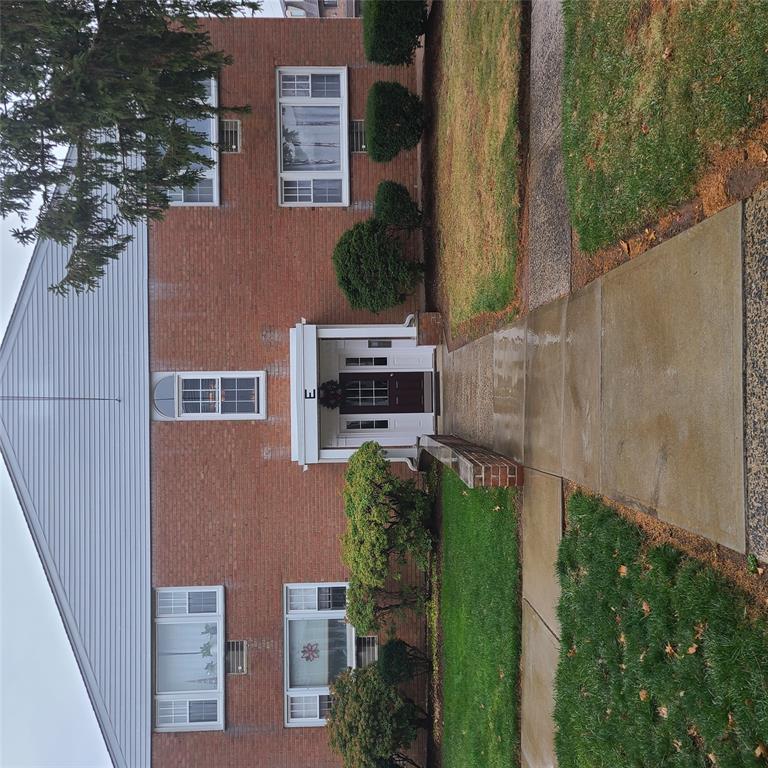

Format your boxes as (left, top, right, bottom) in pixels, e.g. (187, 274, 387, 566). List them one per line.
(442, 202, 747, 553)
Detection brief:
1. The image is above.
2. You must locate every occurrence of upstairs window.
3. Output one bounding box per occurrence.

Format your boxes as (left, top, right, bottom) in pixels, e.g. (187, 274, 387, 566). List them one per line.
(154, 586, 225, 732)
(169, 78, 219, 206)
(277, 67, 349, 207)
(152, 371, 267, 421)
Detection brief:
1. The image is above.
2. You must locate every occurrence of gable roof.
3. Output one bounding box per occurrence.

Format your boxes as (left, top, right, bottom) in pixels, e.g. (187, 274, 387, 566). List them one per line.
(0, 153, 151, 768)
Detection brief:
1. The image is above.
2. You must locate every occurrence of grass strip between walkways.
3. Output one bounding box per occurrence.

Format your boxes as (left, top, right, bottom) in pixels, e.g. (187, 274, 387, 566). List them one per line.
(438, 468, 521, 768)
(556, 492, 768, 767)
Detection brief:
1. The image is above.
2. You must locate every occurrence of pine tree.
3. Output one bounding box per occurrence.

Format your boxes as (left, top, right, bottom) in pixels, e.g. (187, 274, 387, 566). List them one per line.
(0, 0, 260, 294)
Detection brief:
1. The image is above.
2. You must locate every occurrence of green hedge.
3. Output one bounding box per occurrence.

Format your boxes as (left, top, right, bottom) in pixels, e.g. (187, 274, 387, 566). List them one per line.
(362, 0, 428, 65)
(374, 181, 422, 230)
(332, 219, 422, 312)
(365, 81, 424, 163)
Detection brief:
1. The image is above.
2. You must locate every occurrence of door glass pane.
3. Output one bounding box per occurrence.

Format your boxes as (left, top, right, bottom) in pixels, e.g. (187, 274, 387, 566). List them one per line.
(156, 622, 219, 692)
(288, 618, 348, 687)
(281, 106, 341, 172)
(344, 379, 389, 407)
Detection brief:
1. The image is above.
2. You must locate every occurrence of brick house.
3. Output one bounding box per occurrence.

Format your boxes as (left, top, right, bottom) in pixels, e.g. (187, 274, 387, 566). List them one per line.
(0, 17, 433, 768)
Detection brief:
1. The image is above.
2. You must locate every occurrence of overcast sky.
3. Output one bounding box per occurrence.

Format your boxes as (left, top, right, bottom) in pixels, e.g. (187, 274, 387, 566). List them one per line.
(0, 3, 284, 765)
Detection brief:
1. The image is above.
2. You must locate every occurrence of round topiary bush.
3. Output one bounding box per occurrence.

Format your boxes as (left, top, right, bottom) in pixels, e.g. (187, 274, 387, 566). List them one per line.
(378, 638, 429, 685)
(362, 0, 428, 65)
(374, 181, 422, 230)
(332, 219, 422, 313)
(365, 81, 425, 163)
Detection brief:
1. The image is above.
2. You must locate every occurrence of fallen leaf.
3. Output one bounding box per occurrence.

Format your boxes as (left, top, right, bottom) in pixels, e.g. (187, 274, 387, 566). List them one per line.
(687, 644, 699, 655)
(658, 705, 669, 719)
(618, 633, 626, 647)
(620, 239, 630, 255)
(642, 600, 651, 616)
(567, 645, 577, 658)
(708, 753, 718, 765)
(639, 689, 649, 702)
(662, 46, 673, 60)
(618, 565, 629, 577)
(665, 642, 678, 658)
(694, 622, 706, 640)
(641, 122, 650, 135)
(498, 667, 505, 679)
(673, 739, 682, 752)
(727, 712, 735, 728)
(755, 743, 768, 759)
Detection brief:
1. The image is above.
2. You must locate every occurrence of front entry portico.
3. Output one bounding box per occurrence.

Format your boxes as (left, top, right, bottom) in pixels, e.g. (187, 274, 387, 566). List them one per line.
(289, 317, 437, 467)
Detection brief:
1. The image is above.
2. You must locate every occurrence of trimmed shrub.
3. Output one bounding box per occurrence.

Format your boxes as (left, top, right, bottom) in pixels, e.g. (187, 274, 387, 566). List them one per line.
(378, 638, 429, 685)
(366, 82, 425, 162)
(374, 181, 422, 230)
(342, 441, 432, 586)
(328, 666, 428, 768)
(332, 219, 422, 313)
(362, 0, 428, 65)
(346, 578, 426, 635)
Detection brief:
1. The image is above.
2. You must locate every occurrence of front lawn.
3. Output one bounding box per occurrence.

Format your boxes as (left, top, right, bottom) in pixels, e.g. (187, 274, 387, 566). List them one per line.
(563, 0, 768, 252)
(432, 1, 521, 332)
(556, 492, 768, 767)
(439, 468, 521, 768)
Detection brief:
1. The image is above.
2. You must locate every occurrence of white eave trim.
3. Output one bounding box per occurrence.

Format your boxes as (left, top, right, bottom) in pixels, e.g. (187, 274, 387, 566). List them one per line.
(290, 322, 319, 466)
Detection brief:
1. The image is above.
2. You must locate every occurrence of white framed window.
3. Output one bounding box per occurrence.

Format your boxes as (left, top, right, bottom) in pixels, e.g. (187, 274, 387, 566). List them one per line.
(169, 78, 219, 206)
(151, 371, 267, 421)
(284, 583, 377, 726)
(154, 586, 225, 732)
(276, 67, 349, 207)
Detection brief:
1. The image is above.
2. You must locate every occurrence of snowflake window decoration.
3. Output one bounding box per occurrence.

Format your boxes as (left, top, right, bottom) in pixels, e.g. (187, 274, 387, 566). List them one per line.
(301, 642, 320, 662)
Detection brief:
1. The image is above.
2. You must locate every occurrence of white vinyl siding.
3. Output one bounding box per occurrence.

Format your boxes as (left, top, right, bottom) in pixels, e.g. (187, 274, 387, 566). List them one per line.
(169, 78, 219, 206)
(277, 68, 349, 207)
(154, 586, 225, 732)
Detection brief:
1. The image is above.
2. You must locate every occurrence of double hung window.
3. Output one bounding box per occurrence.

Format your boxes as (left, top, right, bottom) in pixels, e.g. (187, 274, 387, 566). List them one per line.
(154, 586, 225, 732)
(169, 78, 219, 205)
(277, 68, 349, 206)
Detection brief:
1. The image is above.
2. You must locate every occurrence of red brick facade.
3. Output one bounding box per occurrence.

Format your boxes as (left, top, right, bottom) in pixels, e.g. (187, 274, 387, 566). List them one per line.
(149, 18, 423, 768)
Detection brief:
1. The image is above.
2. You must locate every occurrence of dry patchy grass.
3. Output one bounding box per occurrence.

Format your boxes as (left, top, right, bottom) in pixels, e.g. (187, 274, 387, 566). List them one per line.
(563, 0, 768, 253)
(433, 0, 522, 332)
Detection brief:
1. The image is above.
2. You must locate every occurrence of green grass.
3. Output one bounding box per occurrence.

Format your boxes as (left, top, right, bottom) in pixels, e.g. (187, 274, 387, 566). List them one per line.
(433, 1, 521, 332)
(439, 468, 521, 768)
(563, 0, 768, 252)
(555, 492, 768, 767)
